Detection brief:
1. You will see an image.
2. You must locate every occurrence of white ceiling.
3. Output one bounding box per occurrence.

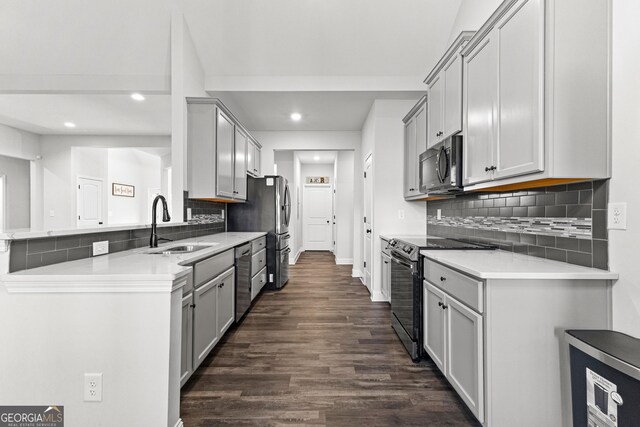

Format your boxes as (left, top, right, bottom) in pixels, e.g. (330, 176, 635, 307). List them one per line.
(210, 91, 423, 131)
(0, 94, 171, 135)
(296, 151, 337, 164)
(0, 0, 172, 84)
(184, 0, 462, 83)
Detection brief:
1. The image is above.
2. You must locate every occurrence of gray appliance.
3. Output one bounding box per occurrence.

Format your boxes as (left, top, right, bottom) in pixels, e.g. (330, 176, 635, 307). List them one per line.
(234, 243, 252, 321)
(419, 135, 463, 195)
(566, 330, 640, 427)
(228, 176, 291, 289)
(389, 236, 496, 361)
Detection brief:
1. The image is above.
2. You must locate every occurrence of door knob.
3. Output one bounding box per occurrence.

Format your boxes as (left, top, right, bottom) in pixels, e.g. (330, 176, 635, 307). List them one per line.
(366, 229, 372, 234)
(327, 220, 330, 224)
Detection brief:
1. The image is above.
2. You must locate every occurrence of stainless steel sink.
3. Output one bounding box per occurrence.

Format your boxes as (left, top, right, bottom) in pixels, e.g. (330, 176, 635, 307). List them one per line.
(147, 245, 212, 255)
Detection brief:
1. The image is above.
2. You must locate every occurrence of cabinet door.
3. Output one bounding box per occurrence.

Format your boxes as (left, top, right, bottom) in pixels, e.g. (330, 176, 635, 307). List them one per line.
(427, 74, 443, 149)
(495, 0, 543, 179)
(246, 139, 255, 176)
(216, 108, 235, 199)
(381, 253, 391, 301)
(414, 103, 427, 188)
(216, 268, 235, 337)
(463, 33, 498, 185)
(234, 128, 247, 200)
(254, 146, 261, 176)
(403, 118, 417, 197)
(443, 54, 463, 138)
(180, 292, 194, 387)
(445, 296, 484, 423)
(193, 278, 219, 369)
(424, 282, 446, 373)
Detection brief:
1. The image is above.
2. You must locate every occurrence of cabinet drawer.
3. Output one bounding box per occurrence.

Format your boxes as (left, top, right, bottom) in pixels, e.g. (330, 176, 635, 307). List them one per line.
(424, 259, 483, 313)
(194, 249, 234, 287)
(251, 237, 266, 253)
(251, 248, 266, 274)
(251, 266, 267, 301)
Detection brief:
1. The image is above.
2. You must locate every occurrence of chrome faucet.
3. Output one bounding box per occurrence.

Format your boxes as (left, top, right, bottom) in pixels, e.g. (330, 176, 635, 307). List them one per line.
(150, 195, 171, 248)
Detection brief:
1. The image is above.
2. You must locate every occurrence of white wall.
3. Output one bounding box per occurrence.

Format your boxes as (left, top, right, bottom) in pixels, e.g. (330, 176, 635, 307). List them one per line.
(610, 0, 640, 338)
(361, 99, 427, 301)
(335, 151, 355, 264)
(0, 154, 31, 229)
(300, 163, 334, 181)
(39, 136, 169, 230)
(107, 148, 162, 225)
(447, 0, 503, 44)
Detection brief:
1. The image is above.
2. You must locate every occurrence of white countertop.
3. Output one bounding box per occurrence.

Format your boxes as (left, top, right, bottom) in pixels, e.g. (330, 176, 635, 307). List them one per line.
(0, 222, 194, 240)
(420, 249, 619, 280)
(380, 234, 427, 241)
(1, 232, 266, 286)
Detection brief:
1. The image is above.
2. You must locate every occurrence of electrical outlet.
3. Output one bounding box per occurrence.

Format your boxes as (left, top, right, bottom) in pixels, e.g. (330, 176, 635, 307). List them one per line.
(92, 241, 109, 256)
(186, 208, 192, 221)
(437, 209, 442, 220)
(608, 203, 627, 230)
(398, 210, 405, 220)
(84, 373, 102, 402)
(49, 210, 55, 217)
(221, 210, 225, 219)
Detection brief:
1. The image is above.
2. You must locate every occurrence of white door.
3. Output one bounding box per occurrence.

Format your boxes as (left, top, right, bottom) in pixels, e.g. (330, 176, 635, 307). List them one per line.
(363, 155, 373, 293)
(302, 184, 333, 251)
(77, 177, 103, 227)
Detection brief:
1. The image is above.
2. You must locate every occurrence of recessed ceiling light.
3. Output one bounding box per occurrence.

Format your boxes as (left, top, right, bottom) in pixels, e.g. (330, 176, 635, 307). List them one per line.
(290, 112, 302, 121)
(313, 155, 320, 161)
(64, 122, 76, 128)
(131, 93, 145, 101)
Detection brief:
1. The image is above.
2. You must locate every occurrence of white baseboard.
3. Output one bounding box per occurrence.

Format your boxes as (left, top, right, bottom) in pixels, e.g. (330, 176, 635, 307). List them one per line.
(290, 247, 304, 265)
(352, 269, 363, 278)
(335, 258, 353, 265)
(370, 291, 390, 303)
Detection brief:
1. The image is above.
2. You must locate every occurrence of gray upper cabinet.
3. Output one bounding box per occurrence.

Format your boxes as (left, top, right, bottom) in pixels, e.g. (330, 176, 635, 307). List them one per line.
(403, 96, 427, 200)
(425, 32, 475, 150)
(216, 108, 236, 199)
(247, 137, 262, 177)
(234, 128, 248, 201)
(187, 98, 262, 201)
(461, 0, 611, 190)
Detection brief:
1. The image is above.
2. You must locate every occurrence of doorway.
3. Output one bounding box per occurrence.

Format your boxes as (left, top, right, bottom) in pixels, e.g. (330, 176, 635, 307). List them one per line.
(77, 176, 104, 227)
(302, 183, 333, 251)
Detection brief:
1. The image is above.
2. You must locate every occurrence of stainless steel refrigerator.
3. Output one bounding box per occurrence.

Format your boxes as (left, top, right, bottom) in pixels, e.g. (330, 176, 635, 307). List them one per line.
(228, 175, 291, 289)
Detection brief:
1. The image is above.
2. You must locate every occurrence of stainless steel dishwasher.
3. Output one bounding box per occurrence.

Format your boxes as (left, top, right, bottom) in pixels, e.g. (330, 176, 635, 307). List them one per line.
(235, 243, 252, 321)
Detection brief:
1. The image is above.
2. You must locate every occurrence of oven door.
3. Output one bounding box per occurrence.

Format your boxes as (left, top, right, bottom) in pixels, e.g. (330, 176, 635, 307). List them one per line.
(390, 252, 417, 340)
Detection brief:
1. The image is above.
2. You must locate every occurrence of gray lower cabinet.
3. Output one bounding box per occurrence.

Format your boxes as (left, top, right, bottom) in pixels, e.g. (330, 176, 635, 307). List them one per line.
(180, 291, 194, 387)
(251, 267, 267, 301)
(423, 281, 483, 421)
(216, 268, 235, 337)
(423, 256, 611, 426)
(193, 276, 220, 369)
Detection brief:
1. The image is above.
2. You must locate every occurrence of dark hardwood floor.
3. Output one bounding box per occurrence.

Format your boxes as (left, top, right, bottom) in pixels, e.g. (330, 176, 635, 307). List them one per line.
(181, 251, 478, 426)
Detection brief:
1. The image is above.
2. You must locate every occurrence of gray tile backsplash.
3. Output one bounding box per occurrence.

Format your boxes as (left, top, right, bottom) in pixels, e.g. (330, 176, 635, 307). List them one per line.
(427, 180, 609, 269)
(8, 222, 226, 273)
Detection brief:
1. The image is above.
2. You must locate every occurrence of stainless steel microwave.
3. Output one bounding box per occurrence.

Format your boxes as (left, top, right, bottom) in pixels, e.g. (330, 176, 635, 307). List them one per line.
(419, 135, 463, 194)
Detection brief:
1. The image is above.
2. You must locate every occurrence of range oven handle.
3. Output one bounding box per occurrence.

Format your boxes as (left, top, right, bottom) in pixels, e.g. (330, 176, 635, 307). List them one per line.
(282, 247, 291, 255)
(391, 255, 414, 272)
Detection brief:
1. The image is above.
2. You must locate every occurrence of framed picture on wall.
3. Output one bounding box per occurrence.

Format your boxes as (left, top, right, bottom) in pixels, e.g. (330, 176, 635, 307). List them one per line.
(112, 183, 135, 197)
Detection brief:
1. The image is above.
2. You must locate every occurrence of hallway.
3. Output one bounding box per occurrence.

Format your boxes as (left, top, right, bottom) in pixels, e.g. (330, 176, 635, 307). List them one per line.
(180, 251, 477, 426)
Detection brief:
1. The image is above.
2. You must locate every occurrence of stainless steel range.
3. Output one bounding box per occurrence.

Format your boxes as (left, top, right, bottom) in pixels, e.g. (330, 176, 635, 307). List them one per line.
(389, 236, 496, 361)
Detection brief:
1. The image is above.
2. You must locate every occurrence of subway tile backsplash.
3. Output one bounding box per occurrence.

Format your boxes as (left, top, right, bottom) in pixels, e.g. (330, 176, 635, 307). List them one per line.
(8, 192, 228, 273)
(426, 180, 609, 269)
